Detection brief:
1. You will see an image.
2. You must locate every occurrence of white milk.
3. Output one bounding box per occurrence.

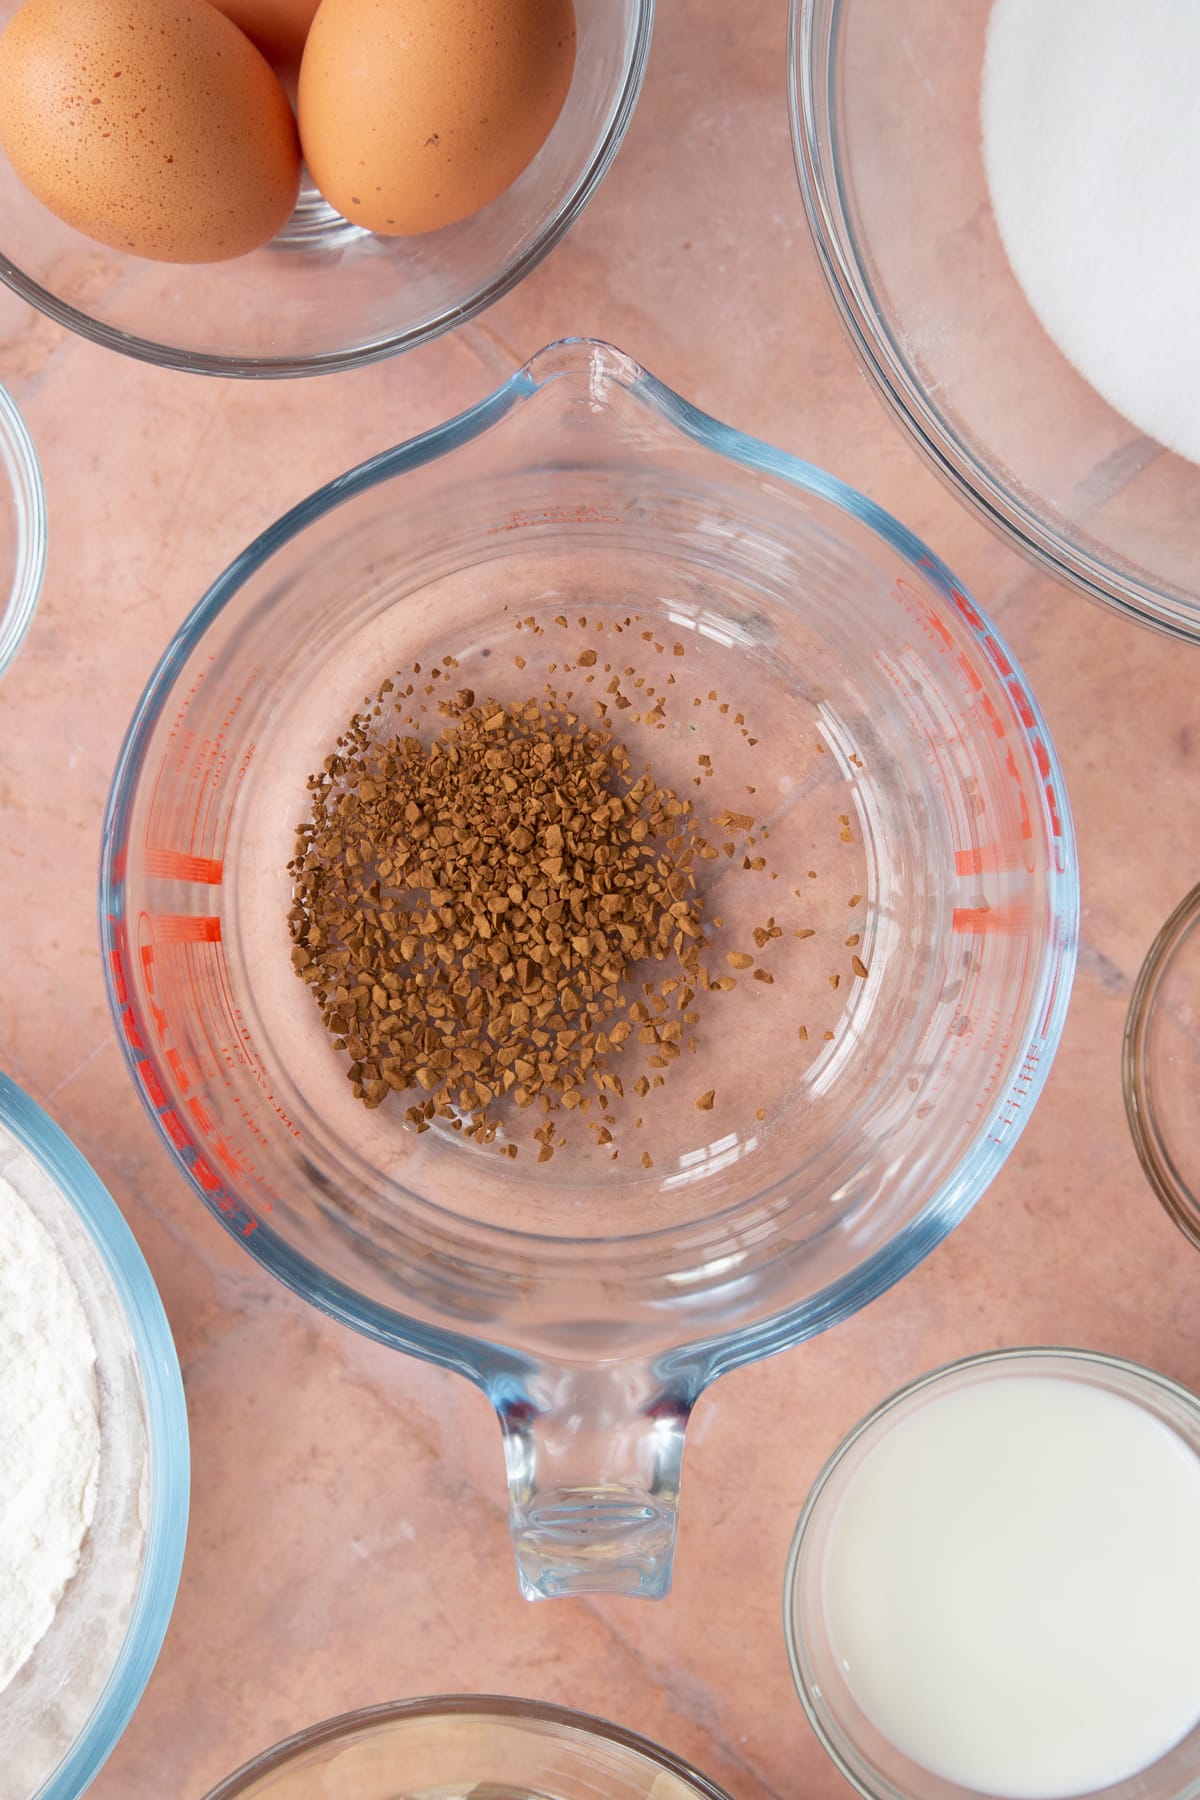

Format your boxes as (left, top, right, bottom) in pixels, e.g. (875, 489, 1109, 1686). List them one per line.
(822, 1374, 1200, 1798)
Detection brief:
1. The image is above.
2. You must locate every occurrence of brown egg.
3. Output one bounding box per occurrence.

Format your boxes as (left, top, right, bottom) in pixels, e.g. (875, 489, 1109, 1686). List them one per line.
(0, 0, 302, 264)
(208, 0, 320, 72)
(298, 0, 577, 236)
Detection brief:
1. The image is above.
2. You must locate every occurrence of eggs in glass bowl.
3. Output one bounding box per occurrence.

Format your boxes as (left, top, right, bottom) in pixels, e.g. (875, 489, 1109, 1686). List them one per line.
(0, 0, 652, 373)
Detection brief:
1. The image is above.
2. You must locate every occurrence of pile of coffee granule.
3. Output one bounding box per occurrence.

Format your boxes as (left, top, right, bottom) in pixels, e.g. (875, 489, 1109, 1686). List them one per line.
(288, 610, 870, 1162)
(288, 688, 718, 1149)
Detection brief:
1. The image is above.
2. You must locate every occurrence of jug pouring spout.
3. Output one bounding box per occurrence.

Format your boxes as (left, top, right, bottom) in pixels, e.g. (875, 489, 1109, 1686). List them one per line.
(490, 1361, 693, 1601)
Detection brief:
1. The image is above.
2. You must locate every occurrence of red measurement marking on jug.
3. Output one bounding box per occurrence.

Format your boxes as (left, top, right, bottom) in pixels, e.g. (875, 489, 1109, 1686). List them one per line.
(955, 846, 1023, 877)
(916, 563, 1066, 875)
(987, 1039, 1044, 1145)
(143, 848, 224, 884)
(952, 904, 1034, 936)
(152, 914, 222, 943)
(145, 663, 260, 863)
(106, 909, 260, 1237)
(141, 912, 299, 1163)
(890, 575, 1047, 878)
(145, 658, 212, 846)
(488, 503, 620, 534)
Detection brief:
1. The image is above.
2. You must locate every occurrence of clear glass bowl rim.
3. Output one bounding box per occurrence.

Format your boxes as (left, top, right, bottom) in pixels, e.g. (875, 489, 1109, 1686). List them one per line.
(0, 1071, 190, 1800)
(1123, 881, 1200, 1249)
(0, 2, 654, 379)
(0, 379, 47, 677)
(200, 1693, 734, 1800)
(787, 0, 1200, 644)
(98, 336, 1078, 1382)
(782, 1343, 1200, 1800)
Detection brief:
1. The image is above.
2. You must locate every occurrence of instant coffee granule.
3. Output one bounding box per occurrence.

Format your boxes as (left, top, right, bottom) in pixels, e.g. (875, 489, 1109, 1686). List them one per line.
(287, 611, 868, 1161)
(289, 690, 714, 1146)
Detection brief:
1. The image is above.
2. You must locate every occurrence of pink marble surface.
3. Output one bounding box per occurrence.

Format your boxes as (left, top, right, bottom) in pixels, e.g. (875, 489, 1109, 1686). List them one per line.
(2, 3, 1199, 1797)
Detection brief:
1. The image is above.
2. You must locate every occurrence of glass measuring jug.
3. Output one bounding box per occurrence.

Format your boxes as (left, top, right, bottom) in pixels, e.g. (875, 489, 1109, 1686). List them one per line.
(100, 340, 1078, 1600)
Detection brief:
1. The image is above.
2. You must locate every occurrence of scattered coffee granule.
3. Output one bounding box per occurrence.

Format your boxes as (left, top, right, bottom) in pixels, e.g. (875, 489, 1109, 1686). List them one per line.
(288, 620, 870, 1159)
(851, 955, 869, 980)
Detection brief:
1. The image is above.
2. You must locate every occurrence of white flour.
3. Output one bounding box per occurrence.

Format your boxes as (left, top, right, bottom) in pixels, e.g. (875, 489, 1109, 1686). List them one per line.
(982, 0, 1200, 466)
(0, 1170, 101, 1696)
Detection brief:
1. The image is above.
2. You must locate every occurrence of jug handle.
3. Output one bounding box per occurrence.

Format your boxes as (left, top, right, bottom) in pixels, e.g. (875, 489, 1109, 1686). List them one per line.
(488, 1363, 694, 1601)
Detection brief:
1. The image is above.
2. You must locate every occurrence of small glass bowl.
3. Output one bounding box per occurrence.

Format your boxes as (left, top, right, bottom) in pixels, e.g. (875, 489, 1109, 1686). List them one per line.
(785, 1347, 1200, 1800)
(790, 0, 1200, 641)
(201, 1695, 732, 1800)
(0, 0, 653, 377)
(0, 380, 46, 677)
(1124, 883, 1200, 1248)
(0, 1073, 189, 1800)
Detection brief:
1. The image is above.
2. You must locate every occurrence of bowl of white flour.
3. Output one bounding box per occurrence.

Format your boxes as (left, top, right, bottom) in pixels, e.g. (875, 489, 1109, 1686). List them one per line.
(0, 1073, 188, 1800)
(791, 0, 1200, 641)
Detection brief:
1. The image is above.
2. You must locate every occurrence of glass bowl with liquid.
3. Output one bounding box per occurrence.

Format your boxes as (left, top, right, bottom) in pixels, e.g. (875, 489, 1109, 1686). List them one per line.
(785, 1346, 1200, 1800)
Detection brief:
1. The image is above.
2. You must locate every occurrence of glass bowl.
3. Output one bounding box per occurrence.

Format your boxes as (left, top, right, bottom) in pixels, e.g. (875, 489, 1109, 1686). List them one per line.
(100, 337, 1077, 1600)
(1124, 882, 1200, 1248)
(785, 1347, 1200, 1800)
(0, 0, 652, 377)
(201, 1695, 732, 1800)
(790, 0, 1200, 642)
(0, 1073, 189, 1800)
(0, 379, 46, 677)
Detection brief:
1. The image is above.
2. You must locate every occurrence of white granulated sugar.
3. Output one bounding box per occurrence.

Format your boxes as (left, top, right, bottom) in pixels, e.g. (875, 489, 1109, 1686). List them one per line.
(0, 1171, 101, 1696)
(982, 0, 1200, 466)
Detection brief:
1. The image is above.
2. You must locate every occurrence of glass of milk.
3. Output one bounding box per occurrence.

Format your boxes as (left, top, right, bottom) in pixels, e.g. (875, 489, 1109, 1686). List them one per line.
(785, 1348, 1200, 1800)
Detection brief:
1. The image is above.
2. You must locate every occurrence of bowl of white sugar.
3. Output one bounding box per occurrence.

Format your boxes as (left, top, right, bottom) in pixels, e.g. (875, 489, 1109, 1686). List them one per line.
(0, 1072, 188, 1799)
(791, 0, 1200, 642)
